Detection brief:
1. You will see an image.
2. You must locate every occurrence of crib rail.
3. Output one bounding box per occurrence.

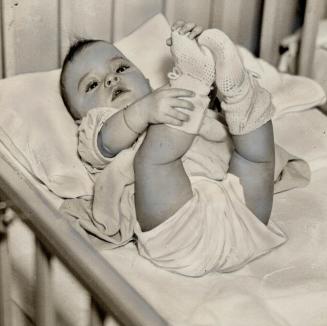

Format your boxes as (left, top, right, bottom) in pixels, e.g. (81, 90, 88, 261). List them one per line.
(298, 0, 324, 77)
(1, 0, 325, 79)
(0, 202, 12, 326)
(0, 151, 167, 326)
(0, 1, 326, 325)
(260, 0, 324, 77)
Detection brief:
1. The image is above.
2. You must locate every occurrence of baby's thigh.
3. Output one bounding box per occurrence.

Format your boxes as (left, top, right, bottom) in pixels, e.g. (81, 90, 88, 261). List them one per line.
(229, 151, 274, 224)
(134, 124, 194, 231)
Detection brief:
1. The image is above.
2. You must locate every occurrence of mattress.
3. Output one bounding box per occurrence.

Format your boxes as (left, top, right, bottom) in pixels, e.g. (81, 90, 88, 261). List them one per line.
(6, 107, 327, 326)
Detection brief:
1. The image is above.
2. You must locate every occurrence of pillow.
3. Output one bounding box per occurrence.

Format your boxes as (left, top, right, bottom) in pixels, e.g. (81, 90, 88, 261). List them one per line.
(0, 13, 325, 199)
(278, 19, 327, 113)
(0, 13, 172, 199)
(115, 13, 172, 89)
(0, 69, 93, 198)
(237, 46, 326, 119)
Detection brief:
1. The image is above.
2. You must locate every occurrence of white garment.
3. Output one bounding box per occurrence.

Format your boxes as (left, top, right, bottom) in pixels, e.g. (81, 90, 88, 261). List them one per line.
(65, 106, 288, 277)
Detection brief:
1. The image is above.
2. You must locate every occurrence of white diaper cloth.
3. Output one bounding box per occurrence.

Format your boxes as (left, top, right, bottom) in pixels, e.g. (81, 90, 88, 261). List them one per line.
(57, 107, 304, 277)
(135, 174, 286, 276)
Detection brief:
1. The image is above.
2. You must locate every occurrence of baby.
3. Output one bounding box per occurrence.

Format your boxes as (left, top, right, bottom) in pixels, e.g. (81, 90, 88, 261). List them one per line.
(60, 21, 286, 276)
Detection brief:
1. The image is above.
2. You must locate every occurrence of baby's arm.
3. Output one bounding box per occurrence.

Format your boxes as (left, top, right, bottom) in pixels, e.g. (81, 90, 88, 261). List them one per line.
(97, 87, 194, 156)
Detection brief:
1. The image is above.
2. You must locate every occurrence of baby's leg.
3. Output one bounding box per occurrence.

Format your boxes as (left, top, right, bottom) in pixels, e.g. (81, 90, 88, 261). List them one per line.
(134, 125, 195, 231)
(199, 29, 275, 224)
(229, 122, 275, 225)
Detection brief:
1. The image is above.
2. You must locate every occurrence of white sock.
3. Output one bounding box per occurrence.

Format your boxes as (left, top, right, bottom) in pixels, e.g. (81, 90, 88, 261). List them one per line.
(166, 30, 215, 134)
(198, 29, 274, 135)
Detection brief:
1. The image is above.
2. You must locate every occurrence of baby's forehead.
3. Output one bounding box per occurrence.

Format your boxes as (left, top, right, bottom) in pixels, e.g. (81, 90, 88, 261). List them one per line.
(73, 41, 125, 69)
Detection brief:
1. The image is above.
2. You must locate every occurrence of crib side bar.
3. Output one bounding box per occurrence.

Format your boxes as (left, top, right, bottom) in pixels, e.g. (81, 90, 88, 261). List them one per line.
(0, 0, 15, 77)
(0, 0, 3, 78)
(298, 0, 323, 77)
(0, 203, 12, 326)
(0, 151, 167, 326)
(260, 0, 301, 66)
(35, 240, 55, 326)
(259, 0, 280, 64)
(90, 298, 106, 326)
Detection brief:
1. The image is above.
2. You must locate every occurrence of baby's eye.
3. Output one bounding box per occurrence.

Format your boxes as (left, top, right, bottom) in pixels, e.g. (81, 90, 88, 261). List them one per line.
(116, 65, 129, 73)
(85, 81, 98, 93)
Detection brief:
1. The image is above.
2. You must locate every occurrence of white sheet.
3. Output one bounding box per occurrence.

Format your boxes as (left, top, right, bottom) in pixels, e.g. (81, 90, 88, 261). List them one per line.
(7, 108, 327, 326)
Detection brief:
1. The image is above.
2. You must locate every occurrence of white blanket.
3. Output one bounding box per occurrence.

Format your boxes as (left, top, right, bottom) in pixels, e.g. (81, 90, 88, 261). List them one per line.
(8, 108, 327, 326)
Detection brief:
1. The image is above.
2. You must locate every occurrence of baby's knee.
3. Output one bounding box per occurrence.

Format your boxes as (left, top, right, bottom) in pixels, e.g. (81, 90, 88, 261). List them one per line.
(134, 124, 194, 167)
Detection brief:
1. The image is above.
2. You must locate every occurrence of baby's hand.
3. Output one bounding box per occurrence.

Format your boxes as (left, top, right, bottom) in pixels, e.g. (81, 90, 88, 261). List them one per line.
(133, 87, 195, 126)
(166, 20, 204, 46)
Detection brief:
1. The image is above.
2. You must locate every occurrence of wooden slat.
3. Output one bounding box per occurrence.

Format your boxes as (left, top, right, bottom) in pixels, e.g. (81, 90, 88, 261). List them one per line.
(298, 0, 323, 77)
(163, 0, 175, 23)
(211, 0, 243, 42)
(260, 0, 281, 64)
(237, 0, 262, 53)
(0, 151, 167, 326)
(59, 0, 115, 64)
(1, 0, 15, 77)
(0, 0, 4, 78)
(0, 211, 12, 326)
(210, 0, 262, 51)
(163, 0, 212, 28)
(112, 0, 162, 42)
(35, 240, 55, 326)
(322, 0, 327, 17)
(90, 298, 106, 326)
(2, 0, 59, 75)
(260, 0, 299, 66)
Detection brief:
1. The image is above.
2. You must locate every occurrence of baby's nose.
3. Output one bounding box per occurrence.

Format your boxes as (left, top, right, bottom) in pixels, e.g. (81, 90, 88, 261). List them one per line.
(105, 75, 120, 87)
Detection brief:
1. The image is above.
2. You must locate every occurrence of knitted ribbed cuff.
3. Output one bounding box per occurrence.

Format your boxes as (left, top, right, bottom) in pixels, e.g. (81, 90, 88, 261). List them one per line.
(222, 74, 275, 135)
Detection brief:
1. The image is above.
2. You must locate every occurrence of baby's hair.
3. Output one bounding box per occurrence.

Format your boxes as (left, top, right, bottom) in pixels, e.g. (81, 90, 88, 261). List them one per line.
(60, 38, 101, 119)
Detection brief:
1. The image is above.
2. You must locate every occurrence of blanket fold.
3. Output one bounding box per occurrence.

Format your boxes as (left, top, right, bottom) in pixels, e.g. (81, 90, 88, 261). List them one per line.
(60, 110, 310, 275)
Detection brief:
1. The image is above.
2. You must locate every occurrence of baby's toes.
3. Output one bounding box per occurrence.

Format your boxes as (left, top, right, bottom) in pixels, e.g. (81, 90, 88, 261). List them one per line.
(198, 29, 234, 64)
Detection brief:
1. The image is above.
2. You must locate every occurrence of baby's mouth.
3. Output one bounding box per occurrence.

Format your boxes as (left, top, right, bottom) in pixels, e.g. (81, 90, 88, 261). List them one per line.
(111, 86, 131, 101)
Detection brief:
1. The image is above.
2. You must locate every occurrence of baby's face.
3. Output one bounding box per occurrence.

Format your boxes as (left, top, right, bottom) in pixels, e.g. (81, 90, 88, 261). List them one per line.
(64, 41, 151, 119)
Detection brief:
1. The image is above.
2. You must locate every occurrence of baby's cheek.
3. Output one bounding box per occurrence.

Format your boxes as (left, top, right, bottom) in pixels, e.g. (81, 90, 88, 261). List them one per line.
(81, 90, 108, 112)
(134, 74, 151, 97)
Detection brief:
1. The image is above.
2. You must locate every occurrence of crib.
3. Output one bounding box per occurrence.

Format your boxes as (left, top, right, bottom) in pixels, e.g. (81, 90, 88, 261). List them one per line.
(0, 1, 326, 325)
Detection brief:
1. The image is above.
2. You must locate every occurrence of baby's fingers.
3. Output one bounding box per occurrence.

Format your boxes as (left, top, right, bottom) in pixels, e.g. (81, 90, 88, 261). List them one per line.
(188, 25, 204, 39)
(163, 88, 195, 98)
(166, 108, 190, 122)
(165, 116, 183, 126)
(179, 22, 196, 35)
(169, 98, 194, 111)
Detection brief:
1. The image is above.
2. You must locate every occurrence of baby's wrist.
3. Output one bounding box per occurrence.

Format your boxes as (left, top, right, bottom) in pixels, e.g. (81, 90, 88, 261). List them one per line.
(124, 101, 149, 134)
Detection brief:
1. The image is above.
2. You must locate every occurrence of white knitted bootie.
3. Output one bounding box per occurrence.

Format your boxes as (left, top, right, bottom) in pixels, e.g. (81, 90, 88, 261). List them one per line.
(198, 29, 274, 135)
(166, 30, 216, 134)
